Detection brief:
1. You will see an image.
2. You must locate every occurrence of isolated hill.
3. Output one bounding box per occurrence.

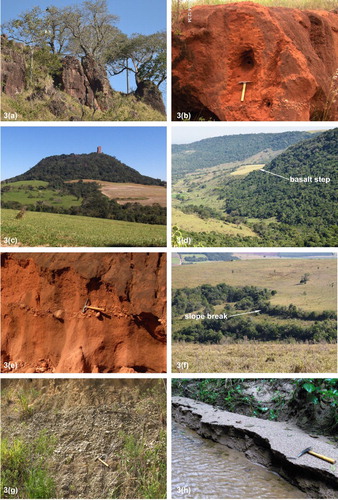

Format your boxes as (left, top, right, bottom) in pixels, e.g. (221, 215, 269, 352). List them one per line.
(224, 128, 338, 226)
(7, 152, 166, 186)
(172, 131, 314, 179)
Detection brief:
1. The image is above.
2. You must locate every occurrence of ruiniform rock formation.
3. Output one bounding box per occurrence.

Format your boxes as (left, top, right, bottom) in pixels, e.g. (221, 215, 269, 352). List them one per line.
(1, 35, 165, 118)
(1, 253, 166, 373)
(172, 2, 338, 121)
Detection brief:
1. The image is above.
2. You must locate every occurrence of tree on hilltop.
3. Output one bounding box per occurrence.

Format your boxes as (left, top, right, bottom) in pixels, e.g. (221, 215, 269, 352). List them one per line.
(106, 31, 166, 90)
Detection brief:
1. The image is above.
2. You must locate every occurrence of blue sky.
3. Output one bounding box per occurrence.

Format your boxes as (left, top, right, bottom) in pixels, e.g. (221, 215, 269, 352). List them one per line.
(1, 127, 167, 180)
(1, 0, 167, 95)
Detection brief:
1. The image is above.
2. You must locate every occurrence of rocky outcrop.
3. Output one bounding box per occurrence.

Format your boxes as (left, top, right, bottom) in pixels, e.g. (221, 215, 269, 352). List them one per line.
(1, 35, 26, 96)
(56, 55, 112, 110)
(1, 36, 165, 116)
(135, 80, 166, 115)
(1, 253, 166, 373)
(172, 3, 338, 121)
(172, 397, 338, 499)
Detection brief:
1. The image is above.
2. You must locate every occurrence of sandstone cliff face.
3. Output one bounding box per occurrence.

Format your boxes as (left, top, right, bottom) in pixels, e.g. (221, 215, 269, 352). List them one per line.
(1, 36, 166, 117)
(1, 253, 166, 373)
(1, 36, 26, 97)
(57, 55, 112, 110)
(172, 3, 338, 121)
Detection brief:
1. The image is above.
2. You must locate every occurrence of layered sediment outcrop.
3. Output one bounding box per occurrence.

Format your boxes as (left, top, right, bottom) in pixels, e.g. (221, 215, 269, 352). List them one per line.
(172, 3, 338, 120)
(172, 397, 338, 498)
(1, 253, 166, 373)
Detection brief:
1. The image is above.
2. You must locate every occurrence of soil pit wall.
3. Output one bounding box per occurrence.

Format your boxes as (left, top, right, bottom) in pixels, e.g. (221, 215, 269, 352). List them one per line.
(1, 253, 166, 373)
(172, 397, 338, 498)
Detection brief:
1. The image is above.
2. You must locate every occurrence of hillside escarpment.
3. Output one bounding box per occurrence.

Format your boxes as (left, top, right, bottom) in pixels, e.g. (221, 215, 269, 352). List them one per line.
(172, 3, 338, 121)
(1, 253, 166, 373)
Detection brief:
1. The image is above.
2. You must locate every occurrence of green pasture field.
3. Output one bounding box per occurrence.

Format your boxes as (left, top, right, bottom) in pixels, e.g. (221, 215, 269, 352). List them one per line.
(172, 342, 337, 373)
(1, 209, 166, 247)
(2, 180, 82, 208)
(172, 208, 256, 237)
(172, 258, 337, 311)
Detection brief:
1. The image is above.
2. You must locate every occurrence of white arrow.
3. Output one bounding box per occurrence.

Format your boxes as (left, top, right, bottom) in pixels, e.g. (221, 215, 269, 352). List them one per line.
(260, 169, 289, 181)
(225, 310, 261, 319)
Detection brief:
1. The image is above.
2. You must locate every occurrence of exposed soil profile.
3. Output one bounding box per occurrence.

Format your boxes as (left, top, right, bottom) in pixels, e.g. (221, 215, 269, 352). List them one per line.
(172, 3, 338, 121)
(1, 253, 166, 373)
(1, 379, 166, 499)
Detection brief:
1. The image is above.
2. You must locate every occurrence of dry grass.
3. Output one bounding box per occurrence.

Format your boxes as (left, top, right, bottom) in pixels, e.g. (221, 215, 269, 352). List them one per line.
(172, 208, 257, 236)
(172, 258, 337, 311)
(172, 343, 337, 373)
(230, 164, 265, 176)
(172, 0, 337, 11)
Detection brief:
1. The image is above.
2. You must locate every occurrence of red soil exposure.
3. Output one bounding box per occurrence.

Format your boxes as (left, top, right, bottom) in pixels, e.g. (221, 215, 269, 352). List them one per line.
(1, 253, 166, 373)
(172, 2, 338, 121)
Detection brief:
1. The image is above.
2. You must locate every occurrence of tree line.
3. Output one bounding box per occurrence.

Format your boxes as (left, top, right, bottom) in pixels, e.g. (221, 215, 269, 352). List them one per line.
(2, 180, 166, 225)
(172, 282, 336, 343)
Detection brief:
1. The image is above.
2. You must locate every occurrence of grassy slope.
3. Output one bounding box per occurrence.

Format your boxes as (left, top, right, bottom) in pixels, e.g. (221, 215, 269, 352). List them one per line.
(172, 343, 337, 373)
(172, 207, 257, 236)
(2, 181, 82, 208)
(172, 258, 337, 311)
(1, 209, 166, 247)
(172, 159, 269, 238)
(1, 91, 165, 122)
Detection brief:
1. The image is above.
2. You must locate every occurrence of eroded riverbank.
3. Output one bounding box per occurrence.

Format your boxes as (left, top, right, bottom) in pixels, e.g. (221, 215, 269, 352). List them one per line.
(172, 397, 338, 498)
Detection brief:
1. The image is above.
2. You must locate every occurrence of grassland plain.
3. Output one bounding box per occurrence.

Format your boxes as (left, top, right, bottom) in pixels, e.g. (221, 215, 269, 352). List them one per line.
(172, 258, 337, 373)
(172, 343, 337, 373)
(1, 209, 166, 247)
(172, 258, 337, 311)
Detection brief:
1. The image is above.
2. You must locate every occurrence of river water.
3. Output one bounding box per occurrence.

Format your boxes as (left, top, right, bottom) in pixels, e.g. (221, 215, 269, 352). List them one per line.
(172, 422, 307, 499)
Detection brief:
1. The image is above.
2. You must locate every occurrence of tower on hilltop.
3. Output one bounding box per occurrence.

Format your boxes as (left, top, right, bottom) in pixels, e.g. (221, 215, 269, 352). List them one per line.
(97, 146, 102, 153)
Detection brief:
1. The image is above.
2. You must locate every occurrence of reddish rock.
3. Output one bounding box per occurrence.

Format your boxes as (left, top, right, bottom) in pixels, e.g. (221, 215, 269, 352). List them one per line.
(58, 55, 94, 106)
(81, 55, 111, 109)
(172, 2, 338, 121)
(1, 36, 26, 97)
(135, 80, 166, 115)
(1, 253, 166, 373)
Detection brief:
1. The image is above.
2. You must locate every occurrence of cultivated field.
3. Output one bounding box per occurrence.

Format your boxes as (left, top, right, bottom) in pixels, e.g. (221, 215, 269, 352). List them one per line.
(172, 343, 337, 373)
(1, 209, 166, 247)
(230, 164, 265, 176)
(67, 179, 166, 206)
(172, 258, 337, 311)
